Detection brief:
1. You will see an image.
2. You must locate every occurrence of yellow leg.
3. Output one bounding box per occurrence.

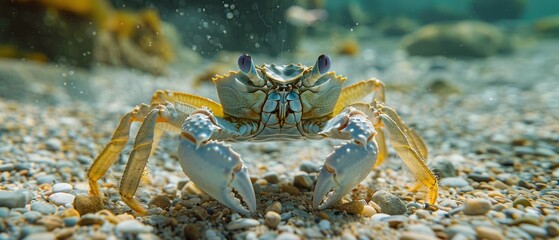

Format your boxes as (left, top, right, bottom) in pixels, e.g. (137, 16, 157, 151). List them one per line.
(87, 106, 147, 196)
(378, 106, 438, 205)
(333, 79, 385, 115)
(373, 130, 388, 168)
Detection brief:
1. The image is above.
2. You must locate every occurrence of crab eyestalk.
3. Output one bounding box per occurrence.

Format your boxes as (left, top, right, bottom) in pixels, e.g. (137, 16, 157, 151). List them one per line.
(238, 54, 265, 86)
(303, 54, 331, 87)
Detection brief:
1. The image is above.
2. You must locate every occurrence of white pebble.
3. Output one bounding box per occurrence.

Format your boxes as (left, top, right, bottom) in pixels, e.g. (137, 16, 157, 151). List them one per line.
(52, 183, 73, 193)
(48, 193, 75, 206)
(116, 220, 153, 234)
(226, 218, 260, 230)
(318, 219, 331, 231)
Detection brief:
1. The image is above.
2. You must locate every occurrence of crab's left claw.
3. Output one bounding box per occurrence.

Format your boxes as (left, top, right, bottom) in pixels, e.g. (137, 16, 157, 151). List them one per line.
(313, 141, 378, 210)
(178, 139, 256, 215)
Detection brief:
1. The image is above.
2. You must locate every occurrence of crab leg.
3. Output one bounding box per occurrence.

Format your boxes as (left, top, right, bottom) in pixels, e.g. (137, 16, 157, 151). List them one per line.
(377, 105, 438, 205)
(119, 104, 187, 214)
(88, 104, 152, 196)
(313, 107, 378, 210)
(178, 108, 256, 215)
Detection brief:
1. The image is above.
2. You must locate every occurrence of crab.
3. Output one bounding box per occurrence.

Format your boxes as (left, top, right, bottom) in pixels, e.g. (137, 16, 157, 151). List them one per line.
(87, 54, 439, 215)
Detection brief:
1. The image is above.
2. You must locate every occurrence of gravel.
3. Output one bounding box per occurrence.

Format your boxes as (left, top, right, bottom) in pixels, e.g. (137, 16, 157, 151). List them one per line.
(0, 36, 558, 239)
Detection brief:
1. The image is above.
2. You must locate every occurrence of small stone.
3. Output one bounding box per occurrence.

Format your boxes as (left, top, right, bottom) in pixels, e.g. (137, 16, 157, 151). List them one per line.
(432, 161, 456, 178)
(535, 147, 556, 157)
(512, 216, 542, 226)
(73, 195, 103, 215)
(0, 164, 15, 172)
(77, 214, 105, 226)
(23, 211, 43, 223)
(265, 211, 281, 228)
(265, 201, 282, 213)
(476, 226, 505, 240)
(381, 215, 408, 228)
(337, 201, 364, 215)
(262, 172, 279, 184)
(415, 209, 431, 219)
(149, 195, 171, 210)
(63, 217, 79, 227)
(36, 175, 56, 185)
(371, 213, 390, 222)
(62, 208, 80, 218)
(400, 231, 438, 240)
(0, 191, 26, 208)
(463, 198, 491, 215)
(52, 183, 73, 193)
(226, 218, 260, 230)
(547, 222, 559, 237)
(408, 224, 437, 237)
(49, 192, 75, 206)
(281, 185, 300, 195)
(276, 232, 301, 240)
(22, 232, 55, 240)
(37, 215, 64, 231)
(468, 173, 492, 182)
(116, 219, 153, 234)
(371, 190, 407, 215)
(440, 177, 469, 188)
(361, 205, 376, 217)
(513, 196, 532, 208)
(293, 174, 313, 189)
(300, 162, 321, 173)
(446, 225, 476, 239)
(318, 219, 331, 231)
(45, 138, 63, 151)
(192, 207, 208, 220)
(30, 202, 57, 215)
(520, 224, 548, 238)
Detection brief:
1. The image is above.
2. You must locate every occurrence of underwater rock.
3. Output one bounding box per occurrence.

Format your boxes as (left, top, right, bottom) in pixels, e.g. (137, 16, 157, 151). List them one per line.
(380, 17, 419, 36)
(419, 6, 469, 24)
(402, 21, 507, 58)
(94, 9, 174, 75)
(471, 0, 526, 22)
(533, 15, 559, 37)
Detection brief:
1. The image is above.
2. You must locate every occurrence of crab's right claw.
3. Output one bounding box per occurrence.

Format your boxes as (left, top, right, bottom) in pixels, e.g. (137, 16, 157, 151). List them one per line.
(178, 138, 256, 215)
(313, 141, 378, 210)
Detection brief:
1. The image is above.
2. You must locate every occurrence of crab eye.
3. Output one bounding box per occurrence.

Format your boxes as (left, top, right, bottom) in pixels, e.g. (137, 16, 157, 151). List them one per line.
(237, 53, 265, 86)
(317, 54, 331, 74)
(238, 54, 253, 74)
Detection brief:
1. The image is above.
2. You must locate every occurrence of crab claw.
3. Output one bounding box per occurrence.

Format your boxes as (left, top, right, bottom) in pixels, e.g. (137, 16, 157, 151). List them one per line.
(313, 141, 377, 210)
(178, 138, 256, 215)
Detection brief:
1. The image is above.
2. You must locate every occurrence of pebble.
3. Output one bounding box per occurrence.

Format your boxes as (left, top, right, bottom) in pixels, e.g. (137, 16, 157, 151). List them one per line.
(337, 201, 364, 215)
(293, 174, 313, 189)
(520, 224, 548, 238)
(475, 226, 505, 240)
(468, 173, 492, 182)
(408, 224, 437, 237)
(37, 215, 64, 231)
(265, 201, 282, 213)
(361, 205, 376, 217)
(265, 211, 281, 228)
(63, 217, 79, 227)
(446, 225, 476, 239)
(23, 211, 43, 223)
(73, 195, 103, 215)
(116, 219, 153, 234)
(262, 172, 279, 184)
(318, 219, 331, 231)
(0, 163, 15, 172)
(23, 232, 55, 240)
(440, 177, 470, 188)
(49, 192, 75, 206)
(400, 231, 438, 240)
(45, 138, 63, 151)
(513, 196, 532, 208)
(432, 161, 456, 178)
(36, 175, 56, 185)
(463, 198, 491, 215)
(149, 195, 171, 209)
(547, 222, 559, 237)
(52, 183, 73, 193)
(381, 215, 408, 228)
(77, 214, 105, 226)
(299, 162, 321, 173)
(371, 213, 390, 222)
(226, 218, 260, 230)
(274, 232, 300, 240)
(30, 202, 57, 215)
(0, 191, 27, 208)
(371, 190, 407, 215)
